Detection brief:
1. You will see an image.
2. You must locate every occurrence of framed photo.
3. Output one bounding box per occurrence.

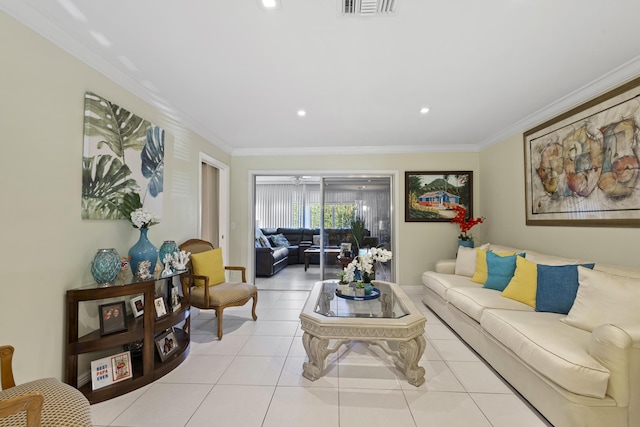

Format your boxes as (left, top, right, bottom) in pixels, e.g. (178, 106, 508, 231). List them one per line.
(129, 295, 144, 318)
(110, 351, 132, 383)
(405, 171, 473, 222)
(99, 301, 127, 335)
(169, 286, 181, 313)
(153, 297, 167, 319)
(155, 329, 179, 362)
(524, 75, 640, 226)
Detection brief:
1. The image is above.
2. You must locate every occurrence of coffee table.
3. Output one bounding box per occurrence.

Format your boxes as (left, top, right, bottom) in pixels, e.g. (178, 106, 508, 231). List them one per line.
(303, 248, 341, 271)
(299, 280, 427, 386)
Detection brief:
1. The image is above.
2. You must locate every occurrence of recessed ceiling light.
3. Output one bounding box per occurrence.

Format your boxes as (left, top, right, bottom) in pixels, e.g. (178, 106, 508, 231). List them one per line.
(260, 0, 280, 9)
(297, 110, 306, 117)
(420, 107, 430, 114)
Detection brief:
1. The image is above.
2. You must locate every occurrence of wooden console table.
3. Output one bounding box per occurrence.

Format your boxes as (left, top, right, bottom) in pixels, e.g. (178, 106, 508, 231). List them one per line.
(65, 271, 190, 404)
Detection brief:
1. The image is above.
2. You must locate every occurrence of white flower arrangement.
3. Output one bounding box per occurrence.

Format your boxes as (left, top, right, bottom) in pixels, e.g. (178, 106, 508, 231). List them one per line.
(340, 247, 393, 285)
(130, 208, 160, 229)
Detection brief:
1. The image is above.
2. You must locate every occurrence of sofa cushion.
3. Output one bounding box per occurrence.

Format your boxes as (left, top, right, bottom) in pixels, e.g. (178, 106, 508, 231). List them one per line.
(270, 233, 291, 247)
(471, 249, 515, 285)
(535, 263, 594, 314)
(501, 256, 538, 307)
(455, 244, 490, 277)
(481, 309, 610, 398)
(422, 271, 480, 300)
(447, 287, 533, 322)
(525, 251, 590, 266)
(483, 252, 520, 291)
(563, 267, 640, 332)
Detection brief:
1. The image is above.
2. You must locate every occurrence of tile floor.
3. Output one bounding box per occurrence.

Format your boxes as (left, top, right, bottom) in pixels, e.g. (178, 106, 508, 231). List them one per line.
(91, 289, 553, 427)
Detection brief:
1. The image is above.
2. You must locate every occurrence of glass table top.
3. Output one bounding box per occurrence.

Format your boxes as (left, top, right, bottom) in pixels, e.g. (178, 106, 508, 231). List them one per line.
(313, 281, 410, 319)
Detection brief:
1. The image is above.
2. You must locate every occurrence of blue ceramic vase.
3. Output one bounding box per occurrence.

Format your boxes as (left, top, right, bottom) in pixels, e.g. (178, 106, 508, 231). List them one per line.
(129, 228, 158, 276)
(159, 240, 179, 266)
(457, 239, 475, 249)
(91, 248, 121, 285)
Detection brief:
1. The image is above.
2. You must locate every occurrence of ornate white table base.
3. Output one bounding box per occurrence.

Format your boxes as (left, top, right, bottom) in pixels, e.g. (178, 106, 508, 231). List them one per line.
(301, 333, 426, 386)
(299, 280, 427, 387)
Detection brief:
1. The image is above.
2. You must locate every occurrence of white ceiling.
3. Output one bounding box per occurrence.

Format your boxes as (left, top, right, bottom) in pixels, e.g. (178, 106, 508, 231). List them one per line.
(3, 0, 640, 155)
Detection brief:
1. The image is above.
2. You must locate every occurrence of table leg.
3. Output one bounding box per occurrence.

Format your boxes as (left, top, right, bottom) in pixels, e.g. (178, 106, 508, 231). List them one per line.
(304, 253, 310, 271)
(302, 332, 329, 381)
(399, 335, 427, 387)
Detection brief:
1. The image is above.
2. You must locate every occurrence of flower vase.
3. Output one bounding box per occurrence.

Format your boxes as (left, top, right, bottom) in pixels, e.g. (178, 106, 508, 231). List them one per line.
(364, 283, 374, 295)
(458, 239, 475, 249)
(159, 240, 179, 266)
(91, 248, 121, 285)
(129, 228, 158, 276)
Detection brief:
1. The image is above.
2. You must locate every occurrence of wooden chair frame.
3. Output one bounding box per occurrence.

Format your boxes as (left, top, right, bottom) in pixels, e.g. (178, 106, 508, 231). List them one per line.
(0, 345, 44, 427)
(179, 239, 258, 339)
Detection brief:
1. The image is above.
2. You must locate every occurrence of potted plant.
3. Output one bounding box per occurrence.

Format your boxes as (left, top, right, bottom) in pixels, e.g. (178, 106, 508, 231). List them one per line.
(450, 206, 484, 248)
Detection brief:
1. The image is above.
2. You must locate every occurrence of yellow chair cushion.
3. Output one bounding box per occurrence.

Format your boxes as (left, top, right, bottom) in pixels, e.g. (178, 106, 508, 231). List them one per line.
(190, 248, 225, 287)
(501, 256, 538, 307)
(471, 249, 515, 284)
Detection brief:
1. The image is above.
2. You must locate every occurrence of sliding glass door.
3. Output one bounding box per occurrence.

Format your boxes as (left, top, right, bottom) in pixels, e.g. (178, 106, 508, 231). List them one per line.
(321, 176, 393, 283)
(254, 174, 393, 291)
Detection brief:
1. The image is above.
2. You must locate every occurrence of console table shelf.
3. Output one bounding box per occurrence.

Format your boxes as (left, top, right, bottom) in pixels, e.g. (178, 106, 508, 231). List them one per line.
(65, 271, 190, 404)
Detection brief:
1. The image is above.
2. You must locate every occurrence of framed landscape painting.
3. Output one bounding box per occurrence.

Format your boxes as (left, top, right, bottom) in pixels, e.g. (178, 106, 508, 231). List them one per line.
(524, 75, 640, 226)
(405, 171, 473, 222)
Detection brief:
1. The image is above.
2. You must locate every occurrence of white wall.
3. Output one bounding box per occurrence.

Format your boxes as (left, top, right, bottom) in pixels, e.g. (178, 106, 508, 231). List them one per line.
(0, 12, 229, 383)
(230, 152, 480, 287)
(479, 133, 640, 268)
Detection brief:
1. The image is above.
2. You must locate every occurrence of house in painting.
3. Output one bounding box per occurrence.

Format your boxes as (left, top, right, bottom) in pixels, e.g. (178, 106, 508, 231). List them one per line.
(417, 190, 460, 209)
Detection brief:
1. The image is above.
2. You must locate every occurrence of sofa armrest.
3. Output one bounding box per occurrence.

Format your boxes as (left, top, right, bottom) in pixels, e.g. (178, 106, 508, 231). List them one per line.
(435, 259, 456, 275)
(589, 323, 638, 405)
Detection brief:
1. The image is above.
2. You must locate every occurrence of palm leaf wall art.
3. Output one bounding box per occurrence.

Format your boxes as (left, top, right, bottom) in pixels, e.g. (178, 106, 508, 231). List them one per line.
(82, 91, 165, 220)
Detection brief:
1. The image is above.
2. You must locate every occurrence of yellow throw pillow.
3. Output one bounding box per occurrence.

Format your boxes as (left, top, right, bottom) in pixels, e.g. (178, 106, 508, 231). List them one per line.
(471, 250, 514, 284)
(190, 248, 225, 287)
(501, 256, 537, 307)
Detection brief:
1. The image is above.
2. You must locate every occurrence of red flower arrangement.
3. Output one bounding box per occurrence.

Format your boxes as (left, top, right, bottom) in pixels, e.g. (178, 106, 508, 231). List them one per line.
(450, 206, 484, 241)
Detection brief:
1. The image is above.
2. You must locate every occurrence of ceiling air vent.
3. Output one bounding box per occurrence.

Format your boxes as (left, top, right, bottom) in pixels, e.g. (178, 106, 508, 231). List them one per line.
(342, 0, 398, 16)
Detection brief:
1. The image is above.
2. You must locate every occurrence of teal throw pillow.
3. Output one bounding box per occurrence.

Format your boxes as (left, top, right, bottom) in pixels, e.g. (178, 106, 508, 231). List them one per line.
(270, 233, 291, 247)
(483, 251, 521, 291)
(535, 263, 595, 314)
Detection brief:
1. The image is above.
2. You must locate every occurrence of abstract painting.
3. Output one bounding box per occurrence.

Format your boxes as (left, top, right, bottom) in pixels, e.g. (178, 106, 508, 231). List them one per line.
(524, 76, 640, 226)
(82, 92, 164, 220)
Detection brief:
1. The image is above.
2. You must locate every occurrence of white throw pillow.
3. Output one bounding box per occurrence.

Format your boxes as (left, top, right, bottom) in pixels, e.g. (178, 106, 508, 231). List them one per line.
(455, 243, 490, 277)
(563, 267, 640, 332)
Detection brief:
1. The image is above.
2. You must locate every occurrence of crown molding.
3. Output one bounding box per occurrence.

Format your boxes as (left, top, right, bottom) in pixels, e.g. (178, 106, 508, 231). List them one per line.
(0, 2, 234, 154)
(476, 55, 640, 150)
(232, 143, 479, 157)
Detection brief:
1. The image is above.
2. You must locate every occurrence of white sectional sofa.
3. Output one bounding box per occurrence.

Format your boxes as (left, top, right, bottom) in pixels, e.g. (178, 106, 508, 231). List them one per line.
(422, 244, 640, 427)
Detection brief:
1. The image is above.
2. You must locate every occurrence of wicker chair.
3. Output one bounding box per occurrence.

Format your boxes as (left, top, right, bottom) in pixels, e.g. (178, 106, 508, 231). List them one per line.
(179, 239, 258, 339)
(0, 345, 92, 427)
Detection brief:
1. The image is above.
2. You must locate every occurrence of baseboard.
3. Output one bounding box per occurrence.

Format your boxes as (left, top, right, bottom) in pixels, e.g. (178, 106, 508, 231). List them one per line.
(78, 370, 90, 388)
(401, 285, 423, 295)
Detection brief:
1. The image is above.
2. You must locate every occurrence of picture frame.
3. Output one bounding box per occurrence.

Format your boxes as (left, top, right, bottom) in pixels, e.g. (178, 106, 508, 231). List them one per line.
(405, 171, 473, 222)
(90, 350, 132, 390)
(155, 329, 179, 362)
(153, 297, 167, 319)
(99, 301, 127, 335)
(169, 286, 181, 313)
(129, 295, 144, 318)
(524, 75, 640, 226)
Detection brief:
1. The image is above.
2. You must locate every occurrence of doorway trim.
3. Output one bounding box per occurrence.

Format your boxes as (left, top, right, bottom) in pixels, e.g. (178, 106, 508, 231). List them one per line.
(200, 153, 230, 260)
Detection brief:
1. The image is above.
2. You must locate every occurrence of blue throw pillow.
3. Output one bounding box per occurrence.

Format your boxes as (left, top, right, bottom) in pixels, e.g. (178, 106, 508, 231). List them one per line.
(483, 252, 520, 291)
(535, 263, 595, 314)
